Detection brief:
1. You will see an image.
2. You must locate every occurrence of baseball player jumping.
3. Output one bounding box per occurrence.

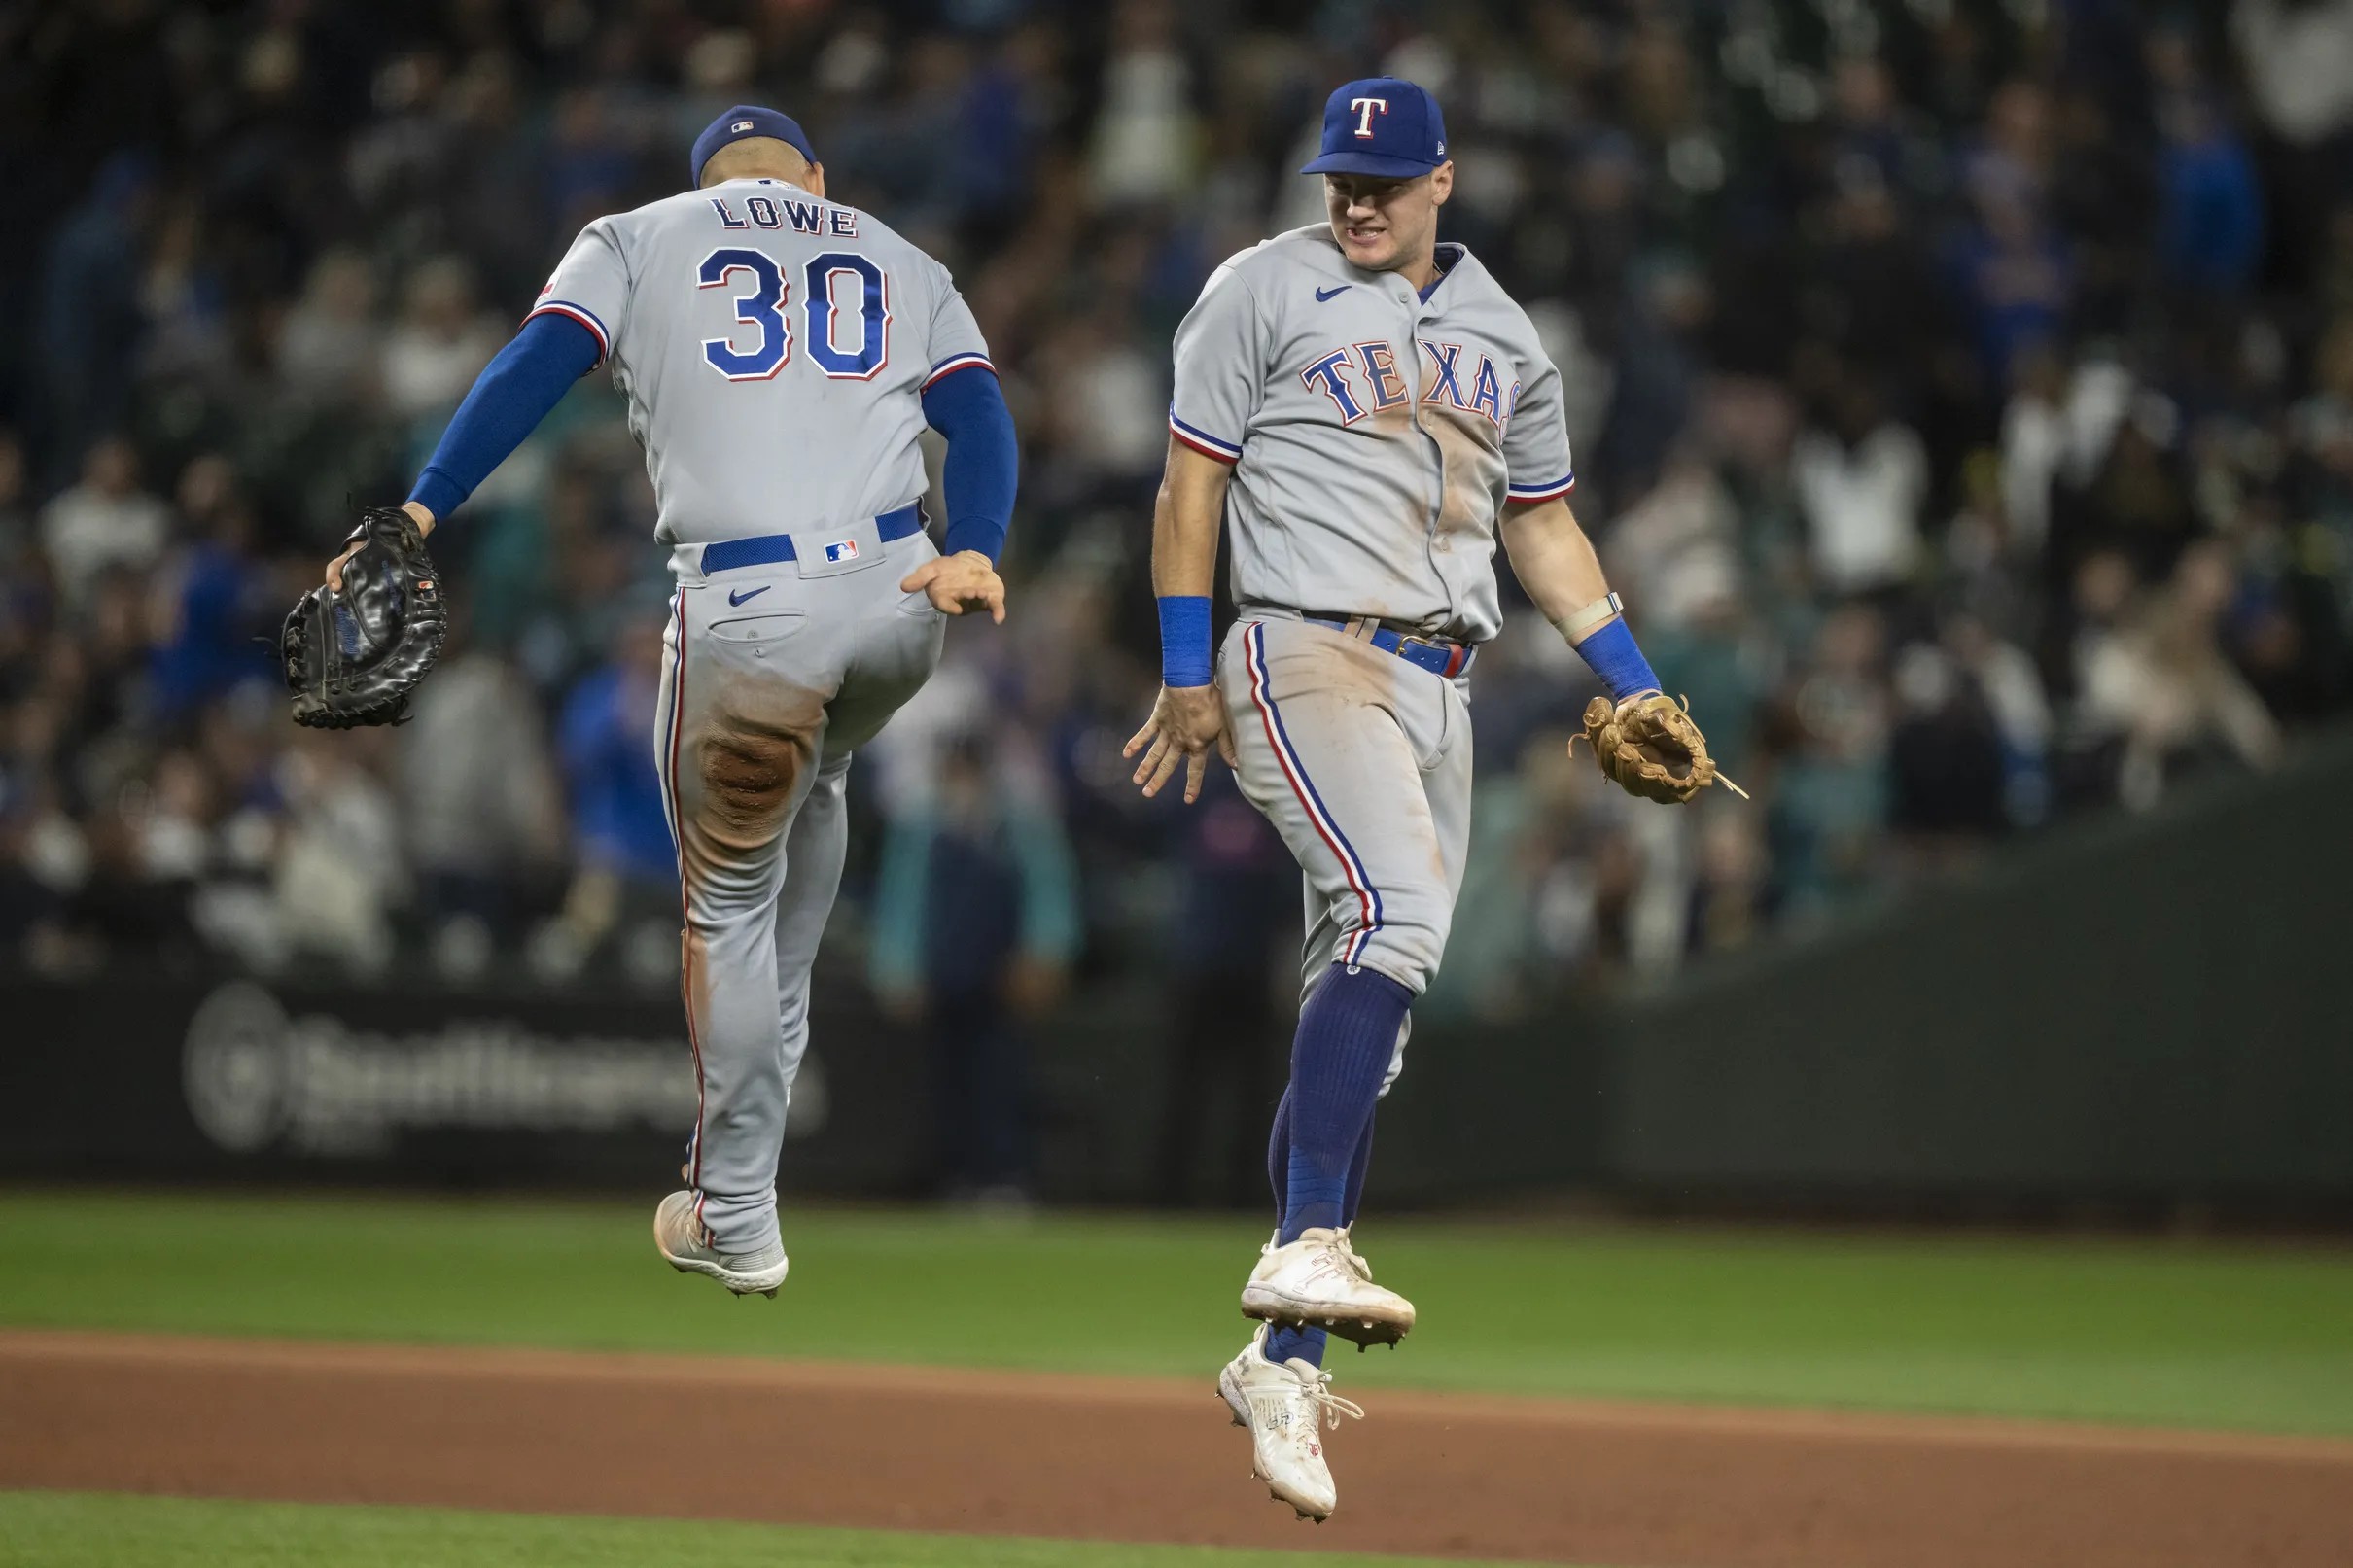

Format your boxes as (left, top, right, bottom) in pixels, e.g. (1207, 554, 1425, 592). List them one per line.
(322, 107, 1018, 1297)
(1124, 78, 1728, 1521)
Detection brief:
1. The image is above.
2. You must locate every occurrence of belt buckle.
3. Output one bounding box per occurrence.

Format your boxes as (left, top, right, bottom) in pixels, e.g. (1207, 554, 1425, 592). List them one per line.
(1404, 635, 1467, 678)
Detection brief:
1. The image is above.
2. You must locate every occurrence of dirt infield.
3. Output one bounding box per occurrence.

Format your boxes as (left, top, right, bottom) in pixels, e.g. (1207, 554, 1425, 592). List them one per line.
(3, 1331, 2350, 1567)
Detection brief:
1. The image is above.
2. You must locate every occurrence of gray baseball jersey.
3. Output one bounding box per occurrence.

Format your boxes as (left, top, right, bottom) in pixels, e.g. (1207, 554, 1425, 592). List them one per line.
(537, 176, 994, 1259)
(1168, 224, 1574, 644)
(531, 176, 994, 546)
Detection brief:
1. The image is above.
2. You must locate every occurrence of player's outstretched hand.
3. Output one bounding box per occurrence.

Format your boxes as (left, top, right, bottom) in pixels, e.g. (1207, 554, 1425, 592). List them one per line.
(1123, 683, 1238, 804)
(901, 549, 1006, 623)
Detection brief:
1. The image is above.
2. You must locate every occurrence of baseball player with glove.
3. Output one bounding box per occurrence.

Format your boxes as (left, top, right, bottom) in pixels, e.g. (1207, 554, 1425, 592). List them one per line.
(297, 107, 1018, 1296)
(1124, 78, 1731, 1521)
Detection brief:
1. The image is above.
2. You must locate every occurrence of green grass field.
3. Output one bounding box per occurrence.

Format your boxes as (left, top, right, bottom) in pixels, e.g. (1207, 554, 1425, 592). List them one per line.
(0, 1493, 1536, 1568)
(4, 1190, 2351, 1568)
(2, 1190, 2349, 1434)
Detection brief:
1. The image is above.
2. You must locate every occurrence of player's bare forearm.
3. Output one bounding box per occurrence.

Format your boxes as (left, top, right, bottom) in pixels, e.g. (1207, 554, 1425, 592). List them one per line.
(1498, 496, 1612, 626)
(1150, 437, 1232, 597)
(1127, 436, 1238, 803)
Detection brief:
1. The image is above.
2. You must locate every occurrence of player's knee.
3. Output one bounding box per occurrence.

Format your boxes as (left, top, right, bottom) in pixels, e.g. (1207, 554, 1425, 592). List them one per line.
(1346, 942, 1434, 997)
(1350, 907, 1447, 995)
(694, 707, 818, 850)
(700, 724, 795, 832)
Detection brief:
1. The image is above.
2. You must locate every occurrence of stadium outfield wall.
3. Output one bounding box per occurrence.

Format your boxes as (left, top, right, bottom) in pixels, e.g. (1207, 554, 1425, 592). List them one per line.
(5, 731, 2350, 1220)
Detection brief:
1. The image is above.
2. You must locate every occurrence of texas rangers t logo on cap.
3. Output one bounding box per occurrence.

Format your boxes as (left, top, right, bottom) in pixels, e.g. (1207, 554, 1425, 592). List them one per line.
(1302, 78, 1449, 179)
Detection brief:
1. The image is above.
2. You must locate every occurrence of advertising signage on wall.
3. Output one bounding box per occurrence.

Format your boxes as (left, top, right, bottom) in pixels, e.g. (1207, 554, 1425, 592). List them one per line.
(178, 979, 748, 1157)
(0, 972, 909, 1191)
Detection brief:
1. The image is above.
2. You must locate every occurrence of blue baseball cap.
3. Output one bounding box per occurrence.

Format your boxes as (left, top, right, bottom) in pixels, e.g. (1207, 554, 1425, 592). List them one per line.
(690, 105, 819, 185)
(1301, 78, 1449, 179)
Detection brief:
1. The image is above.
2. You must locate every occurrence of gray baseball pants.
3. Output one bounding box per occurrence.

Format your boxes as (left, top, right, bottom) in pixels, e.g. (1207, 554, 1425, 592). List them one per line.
(655, 528, 944, 1253)
(1219, 613, 1475, 1092)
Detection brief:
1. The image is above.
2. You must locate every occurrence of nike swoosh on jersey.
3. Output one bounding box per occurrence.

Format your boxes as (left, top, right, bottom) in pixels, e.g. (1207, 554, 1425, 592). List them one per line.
(1315, 285, 1352, 302)
(727, 585, 770, 607)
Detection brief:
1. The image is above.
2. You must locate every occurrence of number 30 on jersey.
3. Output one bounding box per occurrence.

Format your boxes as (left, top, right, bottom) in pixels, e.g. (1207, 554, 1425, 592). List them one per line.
(695, 248, 890, 383)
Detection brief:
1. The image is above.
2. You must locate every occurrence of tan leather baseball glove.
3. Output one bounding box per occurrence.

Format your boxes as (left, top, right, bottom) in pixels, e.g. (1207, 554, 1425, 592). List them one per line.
(1577, 693, 1742, 805)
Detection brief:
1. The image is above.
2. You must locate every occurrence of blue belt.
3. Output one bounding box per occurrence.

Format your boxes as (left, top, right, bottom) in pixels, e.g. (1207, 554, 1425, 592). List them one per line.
(698, 503, 926, 575)
(1305, 616, 1478, 679)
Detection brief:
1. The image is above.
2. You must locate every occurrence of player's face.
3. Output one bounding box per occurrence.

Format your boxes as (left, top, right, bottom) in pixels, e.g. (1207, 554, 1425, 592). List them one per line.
(1323, 164, 1453, 273)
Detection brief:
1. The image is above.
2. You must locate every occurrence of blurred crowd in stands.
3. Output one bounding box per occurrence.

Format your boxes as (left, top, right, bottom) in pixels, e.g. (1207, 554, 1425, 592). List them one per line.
(7, 0, 2353, 1028)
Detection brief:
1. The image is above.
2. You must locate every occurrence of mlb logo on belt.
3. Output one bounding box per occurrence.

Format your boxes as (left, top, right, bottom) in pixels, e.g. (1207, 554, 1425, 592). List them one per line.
(824, 539, 859, 563)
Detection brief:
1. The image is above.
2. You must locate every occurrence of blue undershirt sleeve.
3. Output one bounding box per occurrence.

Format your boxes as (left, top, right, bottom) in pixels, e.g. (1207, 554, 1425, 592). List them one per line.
(406, 313, 602, 520)
(1573, 618, 1663, 703)
(919, 366, 1018, 564)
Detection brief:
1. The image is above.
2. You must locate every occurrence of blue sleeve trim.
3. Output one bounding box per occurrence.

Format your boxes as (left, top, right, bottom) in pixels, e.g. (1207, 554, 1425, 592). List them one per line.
(923, 353, 994, 389)
(524, 300, 611, 365)
(1573, 616, 1662, 704)
(1507, 471, 1576, 501)
(921, 365, 1018, 563)
(406, 313, 601, 518)
(1168, 408, 1243, 461)
(1157, 596, 1213, 688)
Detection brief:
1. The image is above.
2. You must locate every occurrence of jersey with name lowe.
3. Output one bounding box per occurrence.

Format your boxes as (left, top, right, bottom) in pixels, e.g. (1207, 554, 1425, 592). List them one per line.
(1168, 224, 1575, 645)
(532, 177, 995, 547)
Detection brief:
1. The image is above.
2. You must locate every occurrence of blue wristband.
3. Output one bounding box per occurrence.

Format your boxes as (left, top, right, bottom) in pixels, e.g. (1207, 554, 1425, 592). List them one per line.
(1157, 595, 1213, 688)
(1573, 617, 1662, 703)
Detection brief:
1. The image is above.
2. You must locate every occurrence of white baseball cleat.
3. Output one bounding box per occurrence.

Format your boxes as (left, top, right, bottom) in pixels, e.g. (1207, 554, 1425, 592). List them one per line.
(1218, 1324, 1364, 1521)
(1240, 1225, 1415, 1348)
(652, 1191, 789, 1298)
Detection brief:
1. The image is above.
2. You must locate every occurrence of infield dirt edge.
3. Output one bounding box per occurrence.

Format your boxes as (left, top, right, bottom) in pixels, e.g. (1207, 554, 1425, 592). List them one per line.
(3, 1329, 2349, 1568)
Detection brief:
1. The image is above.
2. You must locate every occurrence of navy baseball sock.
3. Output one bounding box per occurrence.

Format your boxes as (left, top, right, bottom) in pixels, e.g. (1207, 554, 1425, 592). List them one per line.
(1269, 1095, 1378, 1227)
(1278, 963, 1411, 1243)
(1267, 1087, 1291, 1214)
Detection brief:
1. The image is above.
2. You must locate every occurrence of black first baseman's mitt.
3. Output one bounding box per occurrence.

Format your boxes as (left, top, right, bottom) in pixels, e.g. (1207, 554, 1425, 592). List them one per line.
(282, 506, 447, 729)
